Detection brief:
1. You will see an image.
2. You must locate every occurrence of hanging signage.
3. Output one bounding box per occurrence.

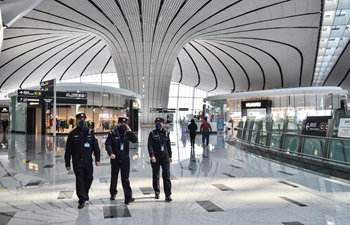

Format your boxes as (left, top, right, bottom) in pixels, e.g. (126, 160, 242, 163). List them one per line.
(150, 108, 176, 113)
(304, 116, 331, 137)
(132, 101, 139, 109)
(17, 90, 42, 96)
(338, 118, 350, 138)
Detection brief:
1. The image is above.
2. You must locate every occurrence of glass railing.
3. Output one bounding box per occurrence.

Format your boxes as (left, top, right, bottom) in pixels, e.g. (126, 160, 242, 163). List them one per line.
(234, 117, 350, 166)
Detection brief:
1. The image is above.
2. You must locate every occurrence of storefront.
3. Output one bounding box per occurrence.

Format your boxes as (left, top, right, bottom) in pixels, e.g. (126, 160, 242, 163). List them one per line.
(203, 86, 348, 130)
(8, 83, 141, 134)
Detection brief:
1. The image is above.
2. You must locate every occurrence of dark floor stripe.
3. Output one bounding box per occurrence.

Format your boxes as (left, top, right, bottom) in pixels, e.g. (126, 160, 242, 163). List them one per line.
(278, 171, 294, 175)
(279, 181, 299, 188)
(68, 171, 74, 174)
(100, 163, 110, 166)
(131, 168, 137, 172)
(170, 175, 178, 180)
(282, 222, 304, 225)
(212, 184, 233, 191)
(43, 164, 54, 168)
(0, 212, 16, 225)
(103, 205, 131, 218)
(55, 155, 62, 158)
(222, 173, 235, 178)
(230, 165, 241, 169)
(25, 180, 42, 187)
(196, 201, 223, 212)
(57, 191, 73, 199)
(280, 197, 307, 207)
(3, 172, 17, 177)
(140, 187, 153, 195)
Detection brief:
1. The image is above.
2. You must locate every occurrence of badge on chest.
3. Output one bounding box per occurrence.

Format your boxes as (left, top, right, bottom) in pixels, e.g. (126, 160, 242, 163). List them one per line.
(84, 143, 90, 148)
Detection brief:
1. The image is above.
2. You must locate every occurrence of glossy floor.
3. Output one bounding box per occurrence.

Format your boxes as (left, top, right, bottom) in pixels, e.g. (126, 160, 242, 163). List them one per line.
(0, 125, 349, 225)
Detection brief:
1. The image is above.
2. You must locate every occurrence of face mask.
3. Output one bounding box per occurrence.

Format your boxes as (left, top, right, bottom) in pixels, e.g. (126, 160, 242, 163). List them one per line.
(78, 120, 86, 127)
(155, 124, 162, 130)
(119, 125, 126, 132)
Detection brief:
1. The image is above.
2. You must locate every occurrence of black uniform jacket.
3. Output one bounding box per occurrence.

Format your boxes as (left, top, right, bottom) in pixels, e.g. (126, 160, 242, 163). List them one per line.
(105, 129, 137, 159)
(147, 129, 172, 158)
(65, 126, 101, 167)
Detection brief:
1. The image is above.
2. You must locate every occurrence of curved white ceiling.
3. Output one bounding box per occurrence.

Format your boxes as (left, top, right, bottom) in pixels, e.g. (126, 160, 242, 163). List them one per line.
(0, 0, 349, 106)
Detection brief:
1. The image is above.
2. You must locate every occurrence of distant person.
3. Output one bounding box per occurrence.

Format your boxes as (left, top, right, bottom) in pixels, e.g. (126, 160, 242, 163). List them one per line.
(147, 117, 173, 202)
(187, 119, 198, 147)
(200, 117, 212, 146)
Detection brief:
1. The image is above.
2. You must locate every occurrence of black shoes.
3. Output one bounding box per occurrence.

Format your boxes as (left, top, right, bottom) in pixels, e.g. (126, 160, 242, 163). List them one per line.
(110, 195, 116, 200)
(125, 197, 135, 205)
(155, 193, 159, 199)
(78, 200, 86, 209)
(165, 196, 173, 202)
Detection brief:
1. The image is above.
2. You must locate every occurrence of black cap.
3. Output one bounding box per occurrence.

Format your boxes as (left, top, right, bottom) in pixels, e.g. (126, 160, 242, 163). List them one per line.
(118, 117, 127, 123)
(76, 113, 87, 119)
(154, 117, 165, 123)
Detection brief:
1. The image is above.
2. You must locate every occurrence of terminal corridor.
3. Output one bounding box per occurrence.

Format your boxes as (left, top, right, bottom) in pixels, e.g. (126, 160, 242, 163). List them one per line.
(0, 125, 349, 225)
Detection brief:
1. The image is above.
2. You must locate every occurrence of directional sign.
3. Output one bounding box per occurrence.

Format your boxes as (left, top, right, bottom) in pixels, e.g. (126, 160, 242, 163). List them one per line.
(304, 116, 331, 137)
(17, 90, 42, 96)
(40, 79, 54, 87)
(18, 90, 87, 99)
(18, 97, 40, 103)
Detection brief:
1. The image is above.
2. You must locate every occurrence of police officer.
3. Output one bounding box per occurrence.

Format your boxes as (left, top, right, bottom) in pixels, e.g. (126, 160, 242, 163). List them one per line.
(105, 117, 137, 204)
(65, 113, 100, 209)
(147, 117, 173, 202)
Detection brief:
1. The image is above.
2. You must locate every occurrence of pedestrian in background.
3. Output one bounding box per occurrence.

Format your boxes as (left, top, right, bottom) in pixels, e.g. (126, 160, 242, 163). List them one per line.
(200, 117, 212, 146)
(188, 119, 198, 147)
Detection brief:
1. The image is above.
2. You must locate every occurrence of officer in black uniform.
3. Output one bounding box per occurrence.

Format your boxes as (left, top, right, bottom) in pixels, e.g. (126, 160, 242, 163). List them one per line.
(65, 113, 100, 209)
(105, 117, 137, 204)
(147, 117, 173, 202)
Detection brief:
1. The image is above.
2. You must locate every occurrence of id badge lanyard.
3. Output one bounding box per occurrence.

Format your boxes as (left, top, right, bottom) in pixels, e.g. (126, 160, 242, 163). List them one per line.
(116, 129, 125, 150)
(156, 131, 165, 151)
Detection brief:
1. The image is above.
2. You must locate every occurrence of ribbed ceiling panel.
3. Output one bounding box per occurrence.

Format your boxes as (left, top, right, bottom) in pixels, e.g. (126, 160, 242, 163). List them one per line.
(0, 0, 348, 123)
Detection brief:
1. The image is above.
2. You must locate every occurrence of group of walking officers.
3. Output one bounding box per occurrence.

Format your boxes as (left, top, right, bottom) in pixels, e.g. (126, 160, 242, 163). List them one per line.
(64, 113, 172, 209)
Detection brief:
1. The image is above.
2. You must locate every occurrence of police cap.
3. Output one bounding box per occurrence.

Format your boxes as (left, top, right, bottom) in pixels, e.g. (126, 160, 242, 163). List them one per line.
(154, 117, 165, 123)
(118, 117, 127, 123)
(76, 113, 87, 119)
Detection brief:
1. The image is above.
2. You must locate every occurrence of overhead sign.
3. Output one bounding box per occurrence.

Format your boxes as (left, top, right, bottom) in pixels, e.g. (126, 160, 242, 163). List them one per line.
(18, 90, 87, 99)
(18, 90, 42, 96)
(338, 118, 350, 138)
(150, 108, 176, 113)
(18, 97, 40, 103)
(40, 79, 54, 87)
(18, 96, 87, 104)
(304, 116, 331, 137)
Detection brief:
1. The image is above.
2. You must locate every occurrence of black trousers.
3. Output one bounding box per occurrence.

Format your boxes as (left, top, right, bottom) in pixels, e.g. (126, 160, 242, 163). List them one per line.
(189, 132, 196, 146)
(151, 156, 171, 197)
(110, 158, 132, 200)
(73, 162, 93, 203)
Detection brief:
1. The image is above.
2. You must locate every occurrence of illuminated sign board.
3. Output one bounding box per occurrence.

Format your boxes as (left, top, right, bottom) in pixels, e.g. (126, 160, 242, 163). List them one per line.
(241, 100, 271, 109)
